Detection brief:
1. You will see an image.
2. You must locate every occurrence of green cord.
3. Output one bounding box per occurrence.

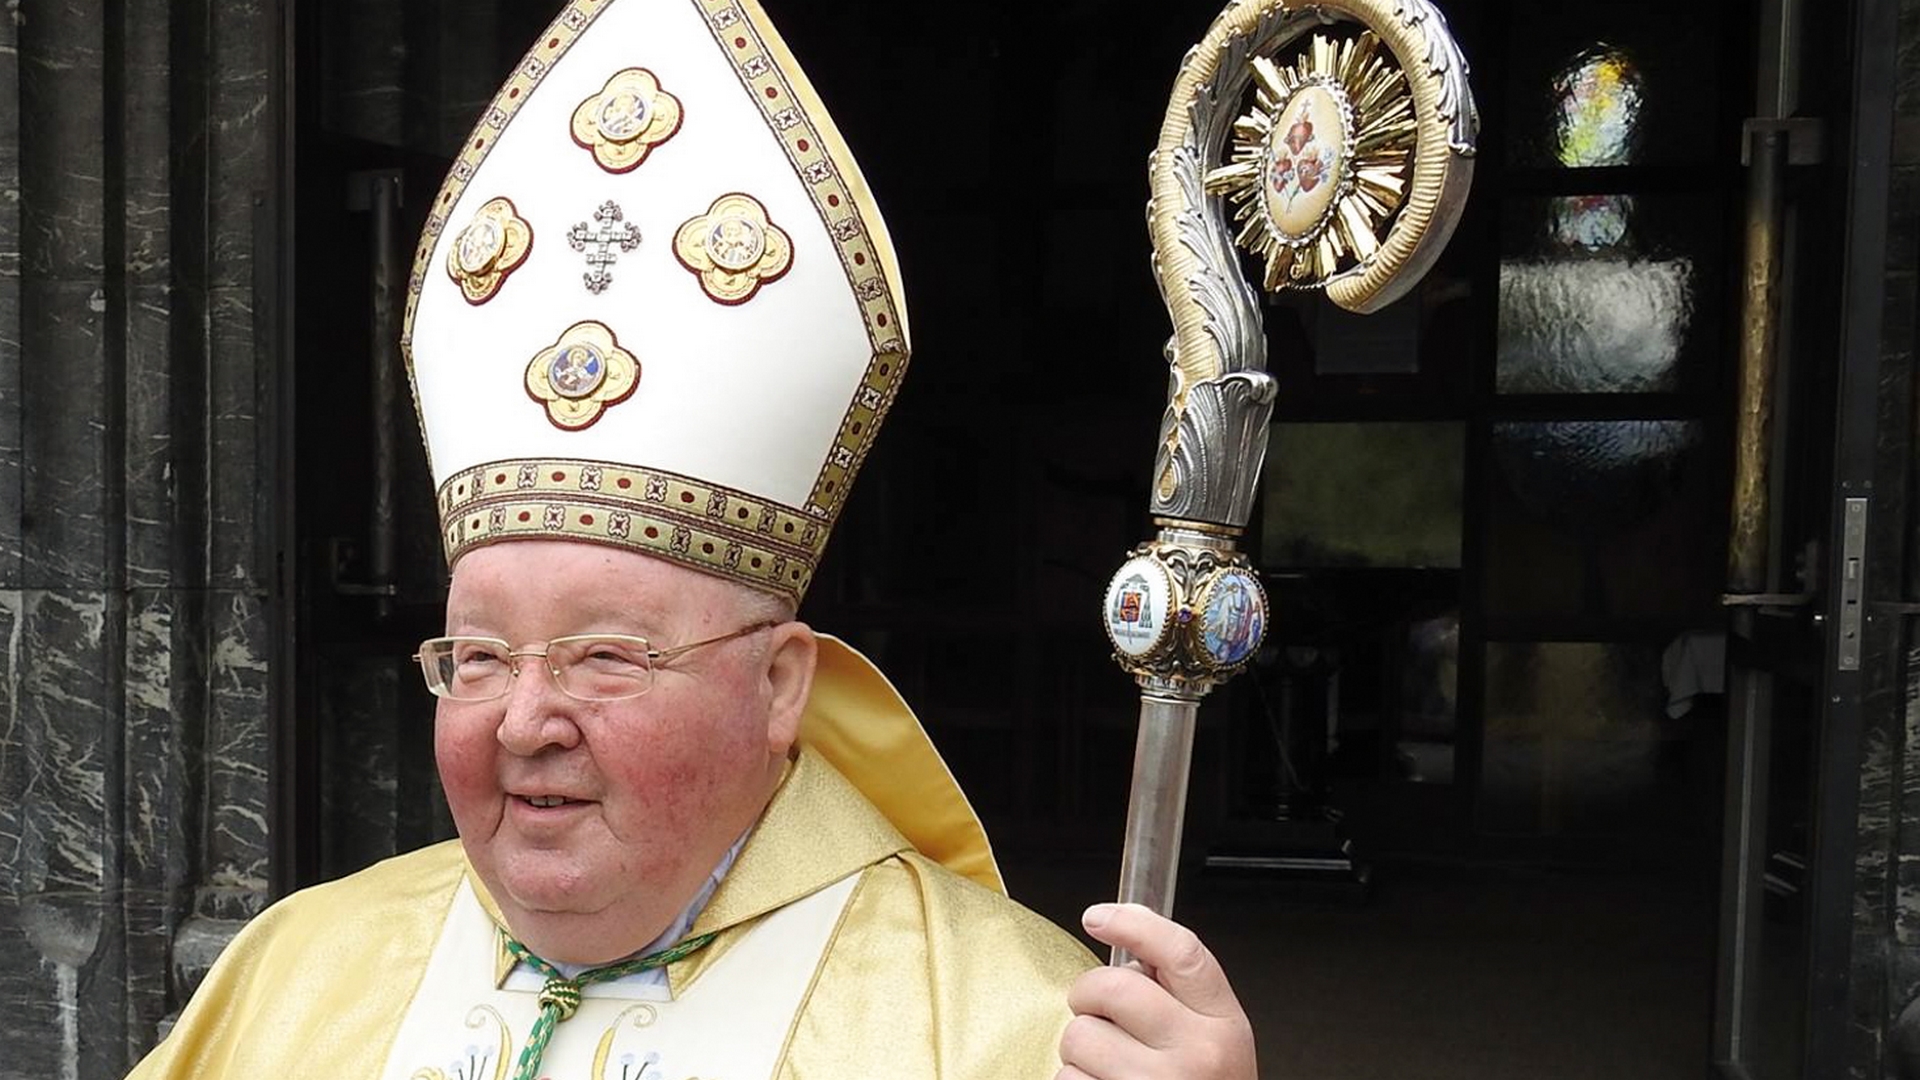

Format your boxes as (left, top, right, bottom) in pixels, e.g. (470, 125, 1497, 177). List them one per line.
(504, 931, 718, 1080)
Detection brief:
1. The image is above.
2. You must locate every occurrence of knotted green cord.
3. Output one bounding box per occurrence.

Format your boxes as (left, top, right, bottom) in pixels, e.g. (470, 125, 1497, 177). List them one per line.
(504, 931, 718, 1080)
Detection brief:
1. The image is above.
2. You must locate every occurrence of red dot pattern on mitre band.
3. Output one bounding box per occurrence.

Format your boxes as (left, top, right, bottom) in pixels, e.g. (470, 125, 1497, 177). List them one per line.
(439, 458, 824, 603)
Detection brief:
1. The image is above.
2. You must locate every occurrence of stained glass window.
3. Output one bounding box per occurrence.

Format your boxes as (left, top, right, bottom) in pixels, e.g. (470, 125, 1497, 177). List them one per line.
(1551, 46, 1645, 167)
(1551, 193, 1634, 252)
(1503, 1, 1720, 169)
(1542, 48, 1646, 256)
(1495, 42, 1703, 397)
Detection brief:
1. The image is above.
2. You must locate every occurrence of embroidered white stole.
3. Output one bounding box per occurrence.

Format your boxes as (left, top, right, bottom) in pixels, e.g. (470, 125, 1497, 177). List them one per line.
(380, 875, 857, 1080)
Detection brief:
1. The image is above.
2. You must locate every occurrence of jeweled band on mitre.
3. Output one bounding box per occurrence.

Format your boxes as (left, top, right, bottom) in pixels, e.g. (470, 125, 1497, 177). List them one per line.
(438, 458, 827, 604)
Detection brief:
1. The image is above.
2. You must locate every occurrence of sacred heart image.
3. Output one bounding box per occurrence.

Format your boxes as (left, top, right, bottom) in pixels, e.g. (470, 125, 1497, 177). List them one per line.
(1272, 107, 1327, 193)
(1261, 82, 1351, 243)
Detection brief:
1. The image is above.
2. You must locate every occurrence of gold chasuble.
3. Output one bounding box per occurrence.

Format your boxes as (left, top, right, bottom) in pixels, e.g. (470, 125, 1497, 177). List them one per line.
(128, 748, 1095, 1079)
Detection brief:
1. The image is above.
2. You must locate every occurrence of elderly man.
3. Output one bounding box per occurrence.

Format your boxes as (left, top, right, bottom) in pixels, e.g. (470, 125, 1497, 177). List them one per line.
(128, 1, 1257, 1077)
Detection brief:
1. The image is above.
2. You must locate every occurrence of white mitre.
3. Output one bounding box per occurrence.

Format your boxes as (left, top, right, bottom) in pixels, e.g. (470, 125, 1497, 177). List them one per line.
(403, 0, 909, 604)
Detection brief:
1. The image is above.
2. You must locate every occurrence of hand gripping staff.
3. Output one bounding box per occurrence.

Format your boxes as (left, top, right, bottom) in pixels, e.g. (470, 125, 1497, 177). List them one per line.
(1101, 0, 1478, 966)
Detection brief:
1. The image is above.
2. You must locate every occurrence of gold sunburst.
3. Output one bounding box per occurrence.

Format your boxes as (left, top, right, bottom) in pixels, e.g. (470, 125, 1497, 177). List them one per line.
(1206, 32, 1418, 292)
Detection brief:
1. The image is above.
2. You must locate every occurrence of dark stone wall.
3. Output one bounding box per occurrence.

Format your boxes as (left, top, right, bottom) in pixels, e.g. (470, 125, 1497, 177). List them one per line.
(0, 1, 275, 1076)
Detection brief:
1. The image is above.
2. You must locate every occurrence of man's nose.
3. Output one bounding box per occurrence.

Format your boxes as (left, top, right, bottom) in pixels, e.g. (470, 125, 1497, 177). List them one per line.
(495, 655, 584, 754)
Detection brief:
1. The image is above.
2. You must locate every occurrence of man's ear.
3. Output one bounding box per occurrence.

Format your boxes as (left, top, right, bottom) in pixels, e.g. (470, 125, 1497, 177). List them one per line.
(762, 621, 817, 757)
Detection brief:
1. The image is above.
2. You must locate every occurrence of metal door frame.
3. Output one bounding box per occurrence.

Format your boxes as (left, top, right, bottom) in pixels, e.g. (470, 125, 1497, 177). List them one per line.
(1714, 0, 1900, 1073)
(1802, 0, 1899, 1070)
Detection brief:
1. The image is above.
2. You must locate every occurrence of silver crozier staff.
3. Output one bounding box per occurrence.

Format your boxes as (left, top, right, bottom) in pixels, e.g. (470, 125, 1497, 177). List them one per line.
(1101, 0, 1480, 966)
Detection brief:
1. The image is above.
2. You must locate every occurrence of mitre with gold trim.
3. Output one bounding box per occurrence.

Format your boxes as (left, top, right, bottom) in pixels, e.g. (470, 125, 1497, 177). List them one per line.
(404, 0, 907, 607)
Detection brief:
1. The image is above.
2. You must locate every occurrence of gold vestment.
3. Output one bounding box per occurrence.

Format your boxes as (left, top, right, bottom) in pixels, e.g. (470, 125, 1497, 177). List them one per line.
(128, 749, 1095, 1079)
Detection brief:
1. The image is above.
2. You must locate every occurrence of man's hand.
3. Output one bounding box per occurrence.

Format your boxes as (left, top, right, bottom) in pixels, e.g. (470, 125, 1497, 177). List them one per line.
(1058, 903, 1257, 1080)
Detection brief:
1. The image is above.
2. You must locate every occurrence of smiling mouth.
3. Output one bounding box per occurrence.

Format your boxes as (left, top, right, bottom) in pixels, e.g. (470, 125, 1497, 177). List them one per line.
(520, 795, 578, 809)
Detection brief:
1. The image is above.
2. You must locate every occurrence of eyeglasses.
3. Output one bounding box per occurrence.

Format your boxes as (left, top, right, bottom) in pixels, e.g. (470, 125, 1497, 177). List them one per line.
(411, 621, 777, 702)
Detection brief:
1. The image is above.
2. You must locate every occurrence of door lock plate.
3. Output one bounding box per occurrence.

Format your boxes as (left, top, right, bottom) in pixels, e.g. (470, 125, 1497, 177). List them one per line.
(1838, 497, 1868, 671)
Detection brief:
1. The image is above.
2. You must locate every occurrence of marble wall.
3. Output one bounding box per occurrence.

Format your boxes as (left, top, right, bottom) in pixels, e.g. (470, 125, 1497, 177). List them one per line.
(0, 1, 275, 1077)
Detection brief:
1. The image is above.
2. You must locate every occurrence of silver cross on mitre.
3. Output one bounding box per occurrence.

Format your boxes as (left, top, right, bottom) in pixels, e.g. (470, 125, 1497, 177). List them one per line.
(569, 200, 643, 294)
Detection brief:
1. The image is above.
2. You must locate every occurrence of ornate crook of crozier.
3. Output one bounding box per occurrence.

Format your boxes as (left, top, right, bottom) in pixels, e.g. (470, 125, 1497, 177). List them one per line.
(1102, 0, 1479, 955)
